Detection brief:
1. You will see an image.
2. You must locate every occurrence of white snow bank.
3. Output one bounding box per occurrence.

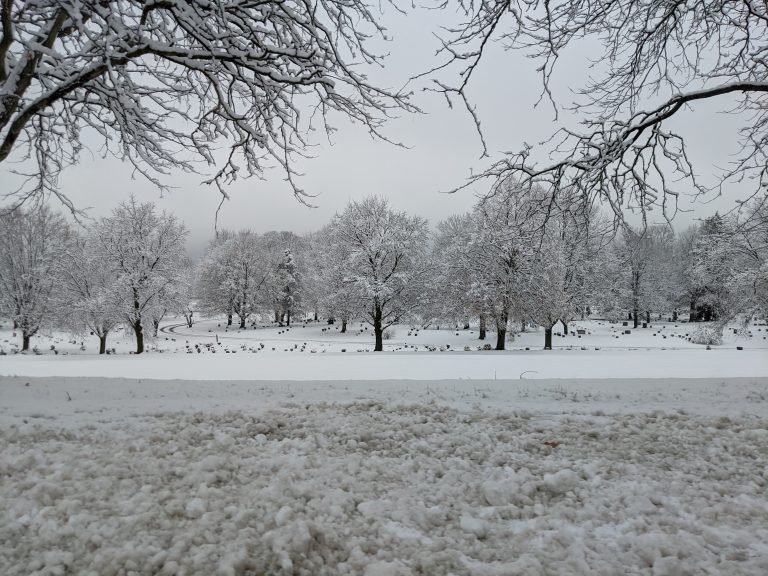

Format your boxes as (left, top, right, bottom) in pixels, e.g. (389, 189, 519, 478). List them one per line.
(2, 403, 767, 575)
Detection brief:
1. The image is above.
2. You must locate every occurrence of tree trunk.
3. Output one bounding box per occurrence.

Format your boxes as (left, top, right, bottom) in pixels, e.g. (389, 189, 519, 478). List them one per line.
(341, 319, 347, 333)
(227, 314, 233, 326)
(479, 314, 486, 340)
(286, 310, 291, 327)
(274, 310, 280, 323)
(239, 316, 246, 329)
(99, 334, 107, 355)
(133, 322, 144, 354)
(13, 319, 18, 329)
(373, 304, 383, 352)
(22, 333, 30, 351)
(153, 319, 160, 338)
(632, 271, 640, 328)
(495, 312, 508, 351)
(314, 310, 318, 321)
(645, 311, 650, 324)
(463, 320, 470, 330)
(544, 327, 553, 350)
(520, 319, 526, 332)
(495, 327, 506, 350)
(562, 321, 568, 335)
(132, 288, 144, 354)
(689, 300, 696, 322)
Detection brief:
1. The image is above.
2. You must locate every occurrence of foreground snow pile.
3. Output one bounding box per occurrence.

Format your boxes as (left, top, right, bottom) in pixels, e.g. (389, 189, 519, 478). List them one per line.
(2, 403, 767, 575)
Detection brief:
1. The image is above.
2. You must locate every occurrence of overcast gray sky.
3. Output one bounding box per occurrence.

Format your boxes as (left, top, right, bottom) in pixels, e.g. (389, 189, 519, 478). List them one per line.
(5, 5, 748, 257)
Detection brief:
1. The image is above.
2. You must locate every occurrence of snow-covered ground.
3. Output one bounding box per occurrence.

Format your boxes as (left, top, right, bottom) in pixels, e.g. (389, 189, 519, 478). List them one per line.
(2, 318, 768, 575)
(1, 317, 767, 380)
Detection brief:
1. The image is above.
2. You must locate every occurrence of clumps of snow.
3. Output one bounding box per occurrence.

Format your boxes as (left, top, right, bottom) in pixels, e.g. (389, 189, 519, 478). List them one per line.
(2, 404, 768, 575)
(690, 324, 724, 345)
(542, 468, 580, 495)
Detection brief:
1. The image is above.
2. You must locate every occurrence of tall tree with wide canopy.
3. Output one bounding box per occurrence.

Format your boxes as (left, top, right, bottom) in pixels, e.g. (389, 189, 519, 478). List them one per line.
(0, 0, 413, 210)
(93, 197, 188, 354)
(432, 0, 767, 225)
(329, 196, 429, 351)
(0, 205, 71, 350)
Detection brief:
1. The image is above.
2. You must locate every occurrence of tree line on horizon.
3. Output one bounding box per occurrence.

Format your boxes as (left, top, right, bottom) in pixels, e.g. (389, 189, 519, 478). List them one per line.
(1, 184, 766, 354)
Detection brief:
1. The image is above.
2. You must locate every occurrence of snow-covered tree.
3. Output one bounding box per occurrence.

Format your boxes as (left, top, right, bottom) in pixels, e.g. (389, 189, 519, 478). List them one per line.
(197, 231, 238, 325)
(695, 205, 768, 326)
(329, 196, 430, 351)
(427, 214, 478, 330)
(0, 0, 412, 208)
(56, 233, 122, 354)
(197, 230, 288, 328)
(524, 198, 607, 348)
(93, 198, 187, 354)
(0, 205, 72, 350)
(605, 225, 675, 327)
(176, 263, 197, 329)
(468, 181, 553, 350)
(311, 224, 362, 333)
(435, 0, 768, 224)
(261, 231, 302, 325)
(276, 249, 301, 327)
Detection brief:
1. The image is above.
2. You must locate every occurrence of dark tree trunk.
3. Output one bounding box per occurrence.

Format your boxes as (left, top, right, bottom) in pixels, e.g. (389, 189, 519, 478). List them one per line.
(373, 304, 383, 352)
(286, 310, 291, 327)
(520, 319, 526, 332)
(153, 319, 160, 338)
(672, 310, 678, 321)
(133, 322, 144, 354)
(479, 314, 486, 340)
(495, 327, 506, 350)
(544, 327, 553, 350)
(562, 321, 568, 335)
(341, 319, 347, 333)
(22, 334, 30, 351)
(274, 310, 280, 323)
(645, 311, 651, 323)
(99, 334, 107, 355)
(132, 288, 144, 354)
(689, 300, 696, 322)
(495, 312, 508, 350)
(239, 316, 246, 329)
(314, 310, 318, 321)
(13, 319, 18, 329)
(227, 314, 233, 326)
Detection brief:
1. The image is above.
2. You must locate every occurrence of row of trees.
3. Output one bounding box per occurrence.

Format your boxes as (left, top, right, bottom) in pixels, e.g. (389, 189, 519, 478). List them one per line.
(1, 188, 766, 353)
(0, 199, 188, 353)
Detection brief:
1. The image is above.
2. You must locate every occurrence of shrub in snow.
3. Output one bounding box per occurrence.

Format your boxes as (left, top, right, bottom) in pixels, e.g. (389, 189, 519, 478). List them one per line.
(689, 325, 723, 346)
(382, 329, 393, 340)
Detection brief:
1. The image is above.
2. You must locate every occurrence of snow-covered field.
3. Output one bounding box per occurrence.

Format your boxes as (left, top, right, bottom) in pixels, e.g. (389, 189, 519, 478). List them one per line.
(2, 318, 768, 575)
(1, 317, 767, 380)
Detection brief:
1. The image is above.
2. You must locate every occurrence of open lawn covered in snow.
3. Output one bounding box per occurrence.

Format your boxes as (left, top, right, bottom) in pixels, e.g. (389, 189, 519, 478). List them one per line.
(1, 318, 767, 381)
